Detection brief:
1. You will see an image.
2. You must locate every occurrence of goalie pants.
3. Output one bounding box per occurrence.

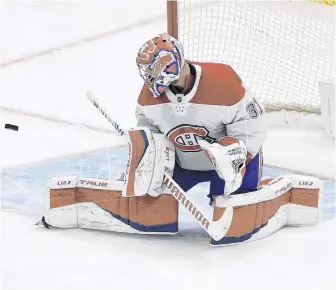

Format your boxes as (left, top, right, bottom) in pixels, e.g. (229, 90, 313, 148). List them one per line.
(172, 150, 263, 198)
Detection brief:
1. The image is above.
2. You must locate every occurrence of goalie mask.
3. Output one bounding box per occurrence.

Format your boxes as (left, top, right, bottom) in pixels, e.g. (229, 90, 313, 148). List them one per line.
(136, 33, 185, 97)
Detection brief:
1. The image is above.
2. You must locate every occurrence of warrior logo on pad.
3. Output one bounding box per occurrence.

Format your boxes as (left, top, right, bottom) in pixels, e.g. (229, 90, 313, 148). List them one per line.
(167, 125, 216, 152)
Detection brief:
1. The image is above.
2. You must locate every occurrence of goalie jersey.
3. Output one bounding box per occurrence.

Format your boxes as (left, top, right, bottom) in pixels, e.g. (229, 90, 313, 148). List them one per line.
(136, 62, 267, 171)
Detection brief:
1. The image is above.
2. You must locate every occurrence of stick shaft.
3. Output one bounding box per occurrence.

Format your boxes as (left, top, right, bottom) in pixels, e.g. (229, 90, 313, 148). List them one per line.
(86, 91, 125, 136)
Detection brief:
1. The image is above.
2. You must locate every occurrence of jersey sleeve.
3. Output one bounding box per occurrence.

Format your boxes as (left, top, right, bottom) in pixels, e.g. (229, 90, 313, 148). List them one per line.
(221, 85, 267, 157)
(135, 103, 161, 133)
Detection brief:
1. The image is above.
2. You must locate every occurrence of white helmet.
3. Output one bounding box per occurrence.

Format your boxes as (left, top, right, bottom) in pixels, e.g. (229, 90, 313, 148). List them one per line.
(136, 33, 185, 96)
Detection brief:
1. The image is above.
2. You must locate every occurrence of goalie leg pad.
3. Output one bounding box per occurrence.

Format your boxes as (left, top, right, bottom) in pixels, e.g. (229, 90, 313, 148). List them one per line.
(210, 175, 322, 246)
(286, 175, 322, 226)
(44, 176, 178, 234)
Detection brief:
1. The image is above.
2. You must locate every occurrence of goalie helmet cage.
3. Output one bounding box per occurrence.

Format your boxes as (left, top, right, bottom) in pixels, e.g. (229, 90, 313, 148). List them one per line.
(166, 0, 336, 113)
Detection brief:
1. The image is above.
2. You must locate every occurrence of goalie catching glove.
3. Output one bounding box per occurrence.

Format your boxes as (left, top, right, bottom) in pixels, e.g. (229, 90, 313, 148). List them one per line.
(122, 127, 175, 197)
(199, 137, 248, 196)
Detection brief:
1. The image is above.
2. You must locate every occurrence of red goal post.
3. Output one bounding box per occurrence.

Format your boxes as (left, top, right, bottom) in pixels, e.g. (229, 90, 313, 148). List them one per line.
(166, 0, 335, 113)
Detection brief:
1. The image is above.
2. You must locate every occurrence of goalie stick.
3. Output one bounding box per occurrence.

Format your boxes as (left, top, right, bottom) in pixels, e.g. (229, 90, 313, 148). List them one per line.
(86, 91, 234, 241)
(86, 92, 125, 136)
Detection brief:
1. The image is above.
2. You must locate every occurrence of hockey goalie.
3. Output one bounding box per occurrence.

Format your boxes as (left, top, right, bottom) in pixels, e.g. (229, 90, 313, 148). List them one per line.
(41, 33, 323, 246)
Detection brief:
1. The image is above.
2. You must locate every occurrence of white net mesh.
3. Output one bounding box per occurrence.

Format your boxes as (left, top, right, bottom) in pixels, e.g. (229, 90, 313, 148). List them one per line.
(175, 0, 335, 112)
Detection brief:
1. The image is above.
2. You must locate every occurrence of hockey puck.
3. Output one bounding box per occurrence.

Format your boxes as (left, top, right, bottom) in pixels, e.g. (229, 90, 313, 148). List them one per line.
(5, 124, 19, 131)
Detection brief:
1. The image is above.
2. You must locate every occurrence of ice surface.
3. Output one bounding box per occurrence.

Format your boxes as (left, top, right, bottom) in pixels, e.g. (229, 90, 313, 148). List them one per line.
(2, 210, 334, 290)
(1, 0, 167, 132)
(1, 110, 126, 168)
(1, 1, 335, 289)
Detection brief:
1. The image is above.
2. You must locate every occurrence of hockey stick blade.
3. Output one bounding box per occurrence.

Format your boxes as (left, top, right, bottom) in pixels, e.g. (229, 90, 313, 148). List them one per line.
(86, 91, 233, 241)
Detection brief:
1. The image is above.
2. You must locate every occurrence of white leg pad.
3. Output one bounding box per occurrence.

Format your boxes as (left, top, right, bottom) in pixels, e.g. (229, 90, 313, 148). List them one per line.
(43, 176, 178, 234)
(44, 176, 79, 228)
(287, 175, 323, 226)
(211, 174, 323, 246)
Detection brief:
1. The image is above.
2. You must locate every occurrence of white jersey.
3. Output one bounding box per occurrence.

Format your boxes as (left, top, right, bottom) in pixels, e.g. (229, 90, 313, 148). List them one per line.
(136, 62, 267, 171)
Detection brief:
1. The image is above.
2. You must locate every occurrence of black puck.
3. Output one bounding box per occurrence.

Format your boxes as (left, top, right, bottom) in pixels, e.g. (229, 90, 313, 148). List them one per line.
(5, 124, 19, 131)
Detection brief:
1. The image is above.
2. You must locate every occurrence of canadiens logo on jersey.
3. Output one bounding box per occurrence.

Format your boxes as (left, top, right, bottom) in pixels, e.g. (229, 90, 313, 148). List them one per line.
(167, 125, 216, 152)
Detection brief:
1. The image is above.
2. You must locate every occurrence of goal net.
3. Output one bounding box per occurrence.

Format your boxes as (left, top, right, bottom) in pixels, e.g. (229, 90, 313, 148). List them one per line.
(167, 0, 335, 113)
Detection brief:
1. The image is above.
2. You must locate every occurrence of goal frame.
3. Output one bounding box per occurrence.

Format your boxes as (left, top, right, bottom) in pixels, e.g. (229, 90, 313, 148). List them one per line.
(167, 1, 179, 39)
(165, 0, 335, 114)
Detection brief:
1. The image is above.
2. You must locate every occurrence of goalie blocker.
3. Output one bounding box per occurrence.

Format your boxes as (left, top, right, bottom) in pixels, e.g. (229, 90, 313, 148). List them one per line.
(42, 128, 323, 245)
